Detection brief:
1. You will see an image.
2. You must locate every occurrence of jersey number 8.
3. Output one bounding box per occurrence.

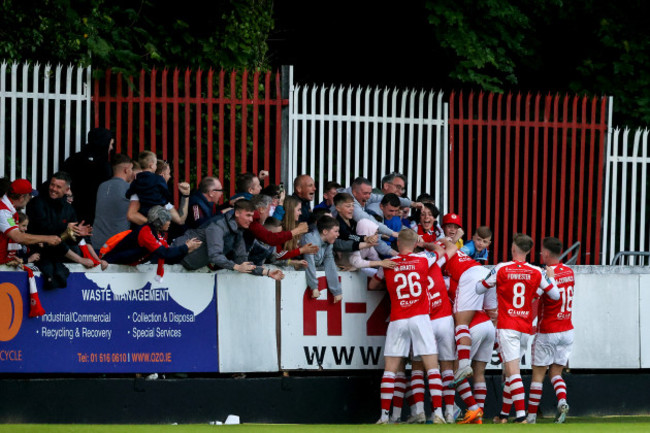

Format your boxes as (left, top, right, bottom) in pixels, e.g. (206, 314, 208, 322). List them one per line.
(512, 282, 526, 309)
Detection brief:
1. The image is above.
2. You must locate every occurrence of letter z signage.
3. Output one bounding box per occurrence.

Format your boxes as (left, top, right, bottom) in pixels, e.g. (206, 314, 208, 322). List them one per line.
(280, 271, 388, 370)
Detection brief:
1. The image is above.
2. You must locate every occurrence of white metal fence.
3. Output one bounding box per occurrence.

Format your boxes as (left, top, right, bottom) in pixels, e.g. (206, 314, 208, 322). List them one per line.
(286, 67, 449, 213)
(1, 61, 649, 266)
(0, 61, 92, 185)
(602, 120, 650, 265)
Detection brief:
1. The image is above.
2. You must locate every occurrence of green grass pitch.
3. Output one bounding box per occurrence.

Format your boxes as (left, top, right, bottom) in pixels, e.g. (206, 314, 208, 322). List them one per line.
(2, 417, 650, 433)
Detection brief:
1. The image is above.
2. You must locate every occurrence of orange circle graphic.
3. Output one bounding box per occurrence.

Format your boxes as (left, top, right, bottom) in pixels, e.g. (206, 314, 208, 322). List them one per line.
(0, 282, 23, 341)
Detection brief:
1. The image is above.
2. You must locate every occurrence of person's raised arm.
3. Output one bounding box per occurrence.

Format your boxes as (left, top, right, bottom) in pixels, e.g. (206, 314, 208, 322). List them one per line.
(127, 200, 147, 225)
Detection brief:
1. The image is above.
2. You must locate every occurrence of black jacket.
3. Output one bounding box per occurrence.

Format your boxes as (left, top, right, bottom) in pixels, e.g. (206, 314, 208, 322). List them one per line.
(61, 128, 114, 224)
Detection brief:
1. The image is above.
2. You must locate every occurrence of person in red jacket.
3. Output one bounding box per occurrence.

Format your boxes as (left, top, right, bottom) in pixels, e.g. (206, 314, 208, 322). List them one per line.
(245, 194, 309, 249)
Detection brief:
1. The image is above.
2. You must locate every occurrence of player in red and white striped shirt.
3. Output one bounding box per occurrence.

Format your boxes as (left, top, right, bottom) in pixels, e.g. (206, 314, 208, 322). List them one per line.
(526, 237, 574, 424)
(476, 233, 559, 423)
(369, 229, 450, 424)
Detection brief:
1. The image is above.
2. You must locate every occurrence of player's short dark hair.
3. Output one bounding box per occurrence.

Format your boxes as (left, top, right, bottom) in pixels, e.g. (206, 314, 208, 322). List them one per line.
(233, 199, 255, 213)
(476, 226, 493, 239)
(317, 215, 339, 233)
(235, 172, 257, 193)
(333, 192, 354, 207)
(324, 181, 341, 192)
(111, 153, 132, 169)
(381, 193, 401, 207)
(422, 202, 440, 219)
(513, 233, 534, 254)
(264, 216, 282, 229)
(543, 237, 563, 256)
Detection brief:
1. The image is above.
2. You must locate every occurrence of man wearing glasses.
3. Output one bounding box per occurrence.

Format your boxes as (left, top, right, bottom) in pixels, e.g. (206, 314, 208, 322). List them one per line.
(186, 177, 227, 229)
(366, 172, 408, 217)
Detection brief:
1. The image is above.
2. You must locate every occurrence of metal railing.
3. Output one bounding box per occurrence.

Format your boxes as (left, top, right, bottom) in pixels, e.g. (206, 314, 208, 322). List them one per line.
(610, 251, 650, 266)
(559, 242, 581, 265)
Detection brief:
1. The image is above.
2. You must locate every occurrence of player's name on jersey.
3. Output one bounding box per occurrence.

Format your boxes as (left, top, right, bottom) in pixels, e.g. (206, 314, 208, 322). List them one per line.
(507, 273, 532, 280)
(556, 276, 574, 284)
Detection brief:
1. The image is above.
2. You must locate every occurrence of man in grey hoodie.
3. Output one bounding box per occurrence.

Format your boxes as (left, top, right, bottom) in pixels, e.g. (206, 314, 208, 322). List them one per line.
(302, 215, 342, 303)
(174, 199, 284, 281)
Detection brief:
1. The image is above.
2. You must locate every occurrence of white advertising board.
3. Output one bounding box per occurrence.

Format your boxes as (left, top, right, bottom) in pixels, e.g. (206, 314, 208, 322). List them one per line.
(570, 274, 640, 368)
(640, 275, 650, 369)
(280, 271, 388, 370)
(216, 271, 279, 373)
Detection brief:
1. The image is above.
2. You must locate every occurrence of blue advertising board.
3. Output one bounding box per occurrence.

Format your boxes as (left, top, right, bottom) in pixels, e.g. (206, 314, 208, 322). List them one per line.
(0, 267, 219, 373)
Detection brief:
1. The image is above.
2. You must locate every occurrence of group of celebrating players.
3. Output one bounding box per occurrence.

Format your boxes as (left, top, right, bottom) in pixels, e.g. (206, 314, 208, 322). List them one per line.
(369, 222, 575, 425)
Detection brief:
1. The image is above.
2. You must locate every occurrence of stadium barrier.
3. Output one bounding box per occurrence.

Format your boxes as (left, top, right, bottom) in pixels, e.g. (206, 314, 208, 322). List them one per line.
(1, 264, 649, 373)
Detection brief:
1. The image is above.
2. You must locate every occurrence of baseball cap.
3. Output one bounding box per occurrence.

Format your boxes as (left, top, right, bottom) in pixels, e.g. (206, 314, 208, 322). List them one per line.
(442, 213, 462, 227)
(9, 179, 39, 197)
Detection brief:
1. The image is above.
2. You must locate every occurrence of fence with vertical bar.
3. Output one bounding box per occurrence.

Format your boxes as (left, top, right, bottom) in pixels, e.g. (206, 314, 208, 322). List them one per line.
(92, 68, 288, 204)
(603, 121, 650, 266)
(449, 91, 609, 265)
(287, 77, 449, 213)
(0, 60, 91, 185)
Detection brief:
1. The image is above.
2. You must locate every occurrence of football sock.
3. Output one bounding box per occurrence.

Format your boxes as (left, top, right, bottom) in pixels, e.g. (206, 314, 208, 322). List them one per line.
(455, 325, 472, 369)
(457, 378, 479, 411)
(528, 381, 543, 415)
(551, 375, 567, 402)
(509, 374, 526, 419)
(473, 382, 487, 410)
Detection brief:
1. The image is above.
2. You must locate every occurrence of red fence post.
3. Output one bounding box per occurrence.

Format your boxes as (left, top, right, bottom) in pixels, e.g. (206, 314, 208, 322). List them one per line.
(275, 70, 282, 185)
(241, 69, 248, 174)
(196, 68, 203, 185)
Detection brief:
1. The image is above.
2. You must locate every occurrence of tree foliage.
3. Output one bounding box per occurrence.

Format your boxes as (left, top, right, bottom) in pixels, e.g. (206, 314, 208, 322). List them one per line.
(425, 0, 650, 126)
(0, 0, 274, 75)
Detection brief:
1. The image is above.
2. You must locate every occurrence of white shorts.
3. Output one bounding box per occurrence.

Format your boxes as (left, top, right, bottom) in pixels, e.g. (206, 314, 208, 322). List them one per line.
(532, 330, 574, 367)
(470, 320, 496, 363)
(454, 266, 496, 313)
(384, 315, 437, 358)
(431, 315, 456, 361)
(497, 328, 530, 364)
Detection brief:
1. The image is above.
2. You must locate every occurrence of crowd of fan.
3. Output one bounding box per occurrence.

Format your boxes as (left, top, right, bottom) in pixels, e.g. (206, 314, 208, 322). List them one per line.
(1, 127, 492, 300)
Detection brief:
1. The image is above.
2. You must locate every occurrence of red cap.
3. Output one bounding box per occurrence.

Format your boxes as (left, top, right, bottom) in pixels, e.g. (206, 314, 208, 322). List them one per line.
(442, 213, 462, 227)
(9, 179, 38, 197)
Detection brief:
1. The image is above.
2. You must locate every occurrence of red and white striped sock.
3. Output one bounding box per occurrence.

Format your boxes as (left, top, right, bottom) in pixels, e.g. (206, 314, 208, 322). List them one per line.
(551, 375, 567, 402)
(473, 382, 487, 410)
(392, 372, 407, 420)
(528, 381, 543, 415)
(79, 239, 100, 266)
(405, 383, 415, 412)
(441, 369, 455, 414)
(410, 370, 425, 414)
(24, 266, 45, 318)
(455, 325, 472, 368)
(427, 369, 443, 411)
(380, 371, 396, 413)
(457, 378, 479, 411)
(500, 380, 512, 417)
(508, 374, 526, 419)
